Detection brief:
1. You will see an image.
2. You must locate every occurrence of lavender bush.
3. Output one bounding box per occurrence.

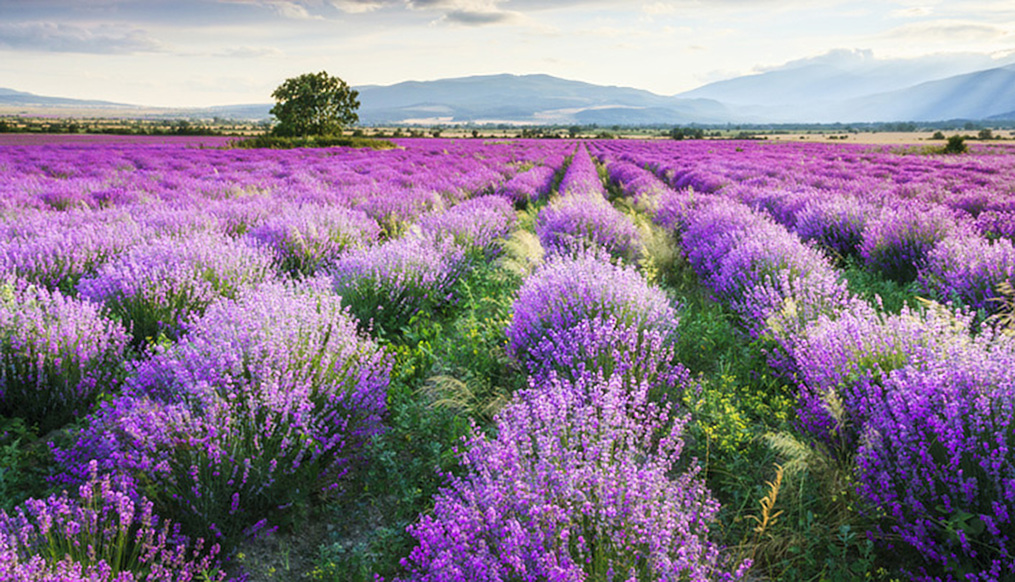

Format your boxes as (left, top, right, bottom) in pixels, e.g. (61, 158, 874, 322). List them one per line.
(0, 461, 224, 581)
(559, 145, 606, 198)
(76, 233, 275, 346)
(247, 203, 380, 276)
(856, 344, 1015, 580)
(859, 204, 958, 283)
(506, 250, 682, 387)
(917, 234, 1015, 316)
(536, 194, 642, 263)
(55, 281, 391, 547)
(496, 165, 557, 204)
(416, 195, 517, 259)
(794, 196, 875, 260)
(330, 234, 466, 335)
(0, 279, 129, 432)
(401, 372, 748, 582)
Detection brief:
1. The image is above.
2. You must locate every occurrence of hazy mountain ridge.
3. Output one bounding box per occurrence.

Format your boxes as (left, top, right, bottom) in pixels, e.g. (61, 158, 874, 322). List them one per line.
(3, 62, 1014, 124)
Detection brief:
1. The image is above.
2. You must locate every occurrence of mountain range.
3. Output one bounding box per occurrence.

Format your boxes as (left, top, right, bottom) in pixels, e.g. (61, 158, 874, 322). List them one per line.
(3, 59, 1015, 125)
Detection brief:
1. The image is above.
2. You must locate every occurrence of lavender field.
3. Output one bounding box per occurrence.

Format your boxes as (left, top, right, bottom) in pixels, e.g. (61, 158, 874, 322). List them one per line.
(2, 135, 1014, 581)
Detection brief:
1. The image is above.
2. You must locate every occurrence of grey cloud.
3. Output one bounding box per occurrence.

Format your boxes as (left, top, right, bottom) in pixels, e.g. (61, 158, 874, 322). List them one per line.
(443, 8, 517, 24)
(0, 21, 164, 53)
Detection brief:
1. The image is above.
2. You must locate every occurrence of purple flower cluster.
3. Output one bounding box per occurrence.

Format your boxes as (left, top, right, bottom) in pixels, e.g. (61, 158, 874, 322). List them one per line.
(247, 203, 380, 276)
(506, 250, 681, 386)
(678, 198, 851, 340)
(416, 195, 517, 258)
(855, 340, 1015, 580)
(402, 372, 747, 582)
(794, 196, 876, 259)
(76, 233, 275, 345)
(535, 194, 642, 263)
(918, 234, 1015, 315)
(605, 160, 671, 204)
(974, 209, 1015, 241)
(859, 204, 960, 283)
(1, 209, 146, 293)
(558, 144, 606, 198)
(330, 234, 466, 335)
(55, 281, 390, 546)
(0, 279, 129, 432)
(1, 461, 224, 581)
(495, 165, 557, 204)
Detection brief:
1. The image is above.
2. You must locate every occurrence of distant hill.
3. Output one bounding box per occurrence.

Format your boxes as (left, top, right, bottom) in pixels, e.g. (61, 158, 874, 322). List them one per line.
(355, 74, 731, 125)
(678, 55, 1015, 123)
(3, 64, 1015, 125)
(834, 66, 1015, 122)
(0, 88, 136, 109)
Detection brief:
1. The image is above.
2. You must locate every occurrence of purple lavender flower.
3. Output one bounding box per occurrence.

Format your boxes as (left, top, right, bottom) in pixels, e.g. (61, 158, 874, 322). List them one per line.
(401, 372, 749, 582)
(247, 203, 380, 276)
(329, 234, 466, 335)
(507, 250, 682, 386)
(974, 210, 1015, 241)
(1, 461, 225, 581)
(0, 279, 129, 433)
(558, 144, 606, 198)
(855, 340, 1015, 580)
(495, 165, 557, 204)
(918, 234, 1015, 316)
(54, 281, 391, 547)
(859, 204, 960, 283)
(535, 194, 643, 263)
(415, 195, 517, 258)
(794, 196, 876, 259)
(76, 233, 275, 346)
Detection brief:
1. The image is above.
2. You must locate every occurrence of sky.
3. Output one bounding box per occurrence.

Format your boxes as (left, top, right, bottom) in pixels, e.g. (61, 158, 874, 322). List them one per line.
(1, 0, 1014, 108)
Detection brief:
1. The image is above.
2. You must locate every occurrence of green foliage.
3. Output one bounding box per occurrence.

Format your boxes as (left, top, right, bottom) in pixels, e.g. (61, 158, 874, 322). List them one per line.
(841, 256, 921, 313)
(943, 134, 968, 154)
(234, 135, 395, 150)
(270, 71, 361, 137)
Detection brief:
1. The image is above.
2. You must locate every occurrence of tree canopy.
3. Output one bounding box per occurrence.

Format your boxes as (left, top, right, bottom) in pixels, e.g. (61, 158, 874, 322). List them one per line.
(270, 71, 360, 137)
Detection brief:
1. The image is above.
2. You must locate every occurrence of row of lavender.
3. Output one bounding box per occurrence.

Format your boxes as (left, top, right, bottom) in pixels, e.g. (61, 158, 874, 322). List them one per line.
(649, 182, 1015, 580)
(593, 140, 1015, 317)
(0, 139, 573, 579)
(401, 144, 747, 580)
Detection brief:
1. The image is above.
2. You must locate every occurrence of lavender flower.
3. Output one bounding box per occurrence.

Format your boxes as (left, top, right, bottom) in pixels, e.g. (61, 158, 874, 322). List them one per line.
(859, 204, 959, 283)
(247, 203, 380, 276)
(76, 233, 275, 346)
(794, 196, 875, 259)
(54, 281, 391, 547)
(855, 341, 1015, 580)
(330, 234, 466, 335)
(0, 279, 129, 433)
(558, 144, 606, 198)
(917, 234, 1015, 316)
(401, 372, 749, 582)
(536, 194, 643, 263)
(507, 250, 681, 386)
(415, 195, 517, 258)
(496, 166, 557, 204)
(0, 461, 225, 581)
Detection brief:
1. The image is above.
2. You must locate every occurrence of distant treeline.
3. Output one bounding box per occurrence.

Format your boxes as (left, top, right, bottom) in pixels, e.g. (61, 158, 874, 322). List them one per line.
(0, 118, 263, 136)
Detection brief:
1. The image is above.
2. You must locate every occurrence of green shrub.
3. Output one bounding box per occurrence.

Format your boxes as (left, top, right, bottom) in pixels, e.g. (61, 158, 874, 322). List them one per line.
(232, 135, 396, 150)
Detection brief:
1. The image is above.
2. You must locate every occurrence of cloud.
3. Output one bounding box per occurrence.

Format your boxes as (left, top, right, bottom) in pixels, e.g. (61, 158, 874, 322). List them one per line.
(217, 0, 325, 19)
(885, 19, 1010, 41)
(213, 46, 285, 57)
(0, 21, 164, 54)
(442, 9, 518, 24)
(329, 0, 388, 12)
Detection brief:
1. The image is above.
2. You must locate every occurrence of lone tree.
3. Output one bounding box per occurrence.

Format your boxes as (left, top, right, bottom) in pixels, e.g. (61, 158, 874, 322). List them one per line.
(270, 71, 360, 137)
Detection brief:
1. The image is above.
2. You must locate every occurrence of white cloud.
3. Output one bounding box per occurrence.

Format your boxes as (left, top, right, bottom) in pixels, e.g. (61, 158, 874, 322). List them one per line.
(0, 21, 165, 54)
